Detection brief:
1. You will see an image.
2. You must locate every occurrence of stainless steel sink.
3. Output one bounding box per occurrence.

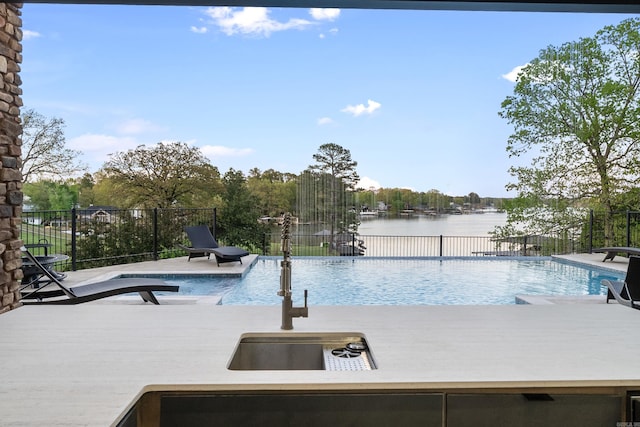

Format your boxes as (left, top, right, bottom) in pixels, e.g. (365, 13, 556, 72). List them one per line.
(228, 332, 376, 370)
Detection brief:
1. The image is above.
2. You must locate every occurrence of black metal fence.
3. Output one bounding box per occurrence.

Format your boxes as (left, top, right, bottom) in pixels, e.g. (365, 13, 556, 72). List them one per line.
(22, 207, 622, 271)
(21, 207, 218, 271)
(585, 210, 640, 250)
(261, 232, 583, 257)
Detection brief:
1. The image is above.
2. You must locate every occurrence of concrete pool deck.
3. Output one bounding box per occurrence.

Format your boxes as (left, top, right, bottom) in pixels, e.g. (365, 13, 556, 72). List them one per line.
(2, 253, 639, 426)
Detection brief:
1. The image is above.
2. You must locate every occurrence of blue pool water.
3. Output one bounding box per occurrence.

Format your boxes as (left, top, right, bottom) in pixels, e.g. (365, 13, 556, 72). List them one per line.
(160, 257, 624, 306)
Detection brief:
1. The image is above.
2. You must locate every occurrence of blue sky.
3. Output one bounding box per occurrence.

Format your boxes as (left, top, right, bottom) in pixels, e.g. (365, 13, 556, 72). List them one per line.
(20, 5, 637, 197)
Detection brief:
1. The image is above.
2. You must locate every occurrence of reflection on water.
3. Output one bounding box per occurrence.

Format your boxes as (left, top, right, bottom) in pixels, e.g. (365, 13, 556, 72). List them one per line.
(356, 213, 507, 237)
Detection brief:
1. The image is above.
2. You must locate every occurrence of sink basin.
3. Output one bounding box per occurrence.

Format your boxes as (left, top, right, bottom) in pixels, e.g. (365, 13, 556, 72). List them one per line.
(228, 332, 376, 370)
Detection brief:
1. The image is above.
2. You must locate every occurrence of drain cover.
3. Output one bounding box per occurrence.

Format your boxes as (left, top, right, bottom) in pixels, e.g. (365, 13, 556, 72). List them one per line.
(323, 346, 374, 371)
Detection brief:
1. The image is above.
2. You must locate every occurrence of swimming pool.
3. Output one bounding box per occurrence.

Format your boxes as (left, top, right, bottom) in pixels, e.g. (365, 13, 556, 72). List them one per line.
(159, 257, 624, 305)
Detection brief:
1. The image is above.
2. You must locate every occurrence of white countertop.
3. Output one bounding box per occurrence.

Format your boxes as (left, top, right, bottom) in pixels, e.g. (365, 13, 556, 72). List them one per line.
(1, 303, 640, 425)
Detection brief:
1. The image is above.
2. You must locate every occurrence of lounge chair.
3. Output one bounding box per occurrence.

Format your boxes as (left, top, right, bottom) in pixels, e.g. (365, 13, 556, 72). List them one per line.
(19, 247, 179, 305)
(592, 246, 640, 262)
(20, 253, 68, 288)
(177, 225, 250, 266)
(601, 255, 640, 309)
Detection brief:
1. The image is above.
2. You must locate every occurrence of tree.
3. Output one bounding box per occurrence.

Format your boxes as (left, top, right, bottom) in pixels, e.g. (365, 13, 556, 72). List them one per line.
(100, 142, 222, 208)
(247, 168, 297, 217)
(499, 18, 640, 243)
(218, 168, 267, 250)
(303, 143, 360, 242)
(20, 109, 87, 183)
(467, 192, 481, 207)
(74, 173, 96, 207)
(23, 180, 78, 211)
(308, 143, 360, 189)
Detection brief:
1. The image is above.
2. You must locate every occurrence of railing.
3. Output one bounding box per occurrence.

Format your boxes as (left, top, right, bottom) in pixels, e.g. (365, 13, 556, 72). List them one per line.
(21, 208, 218, 271)
(586, 210, 640, 249)
(20, 207, 589, 271)
(262, 233, 582, 257)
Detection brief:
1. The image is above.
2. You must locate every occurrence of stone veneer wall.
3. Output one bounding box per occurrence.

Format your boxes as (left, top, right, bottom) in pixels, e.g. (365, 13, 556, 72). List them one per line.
(0, 3, 23, 314)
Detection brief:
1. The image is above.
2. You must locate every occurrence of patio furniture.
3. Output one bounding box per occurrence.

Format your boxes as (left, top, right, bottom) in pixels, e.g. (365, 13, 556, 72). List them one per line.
(20, 253, 69, 289)
(601, 255, 640, 309)
(19, 247, 179, 305)
(24, 239, 53, 256)
(177, 225, 250, 266)
(592, 247, 640, 262)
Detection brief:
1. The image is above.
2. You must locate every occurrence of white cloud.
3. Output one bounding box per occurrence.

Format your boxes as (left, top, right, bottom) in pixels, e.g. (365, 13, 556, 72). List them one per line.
(358, 176, 381, 190)
(22, 30, 41, 40)
(309, 8, 340, 21)
(69, 133, 138, 154)
(319, 28, 339, 39)
(68, 133, 140, 169)
(317, 117, 333, 125)
(502, 63, 529, 83)
(341, 99, 381, 117)
(204, 7, 312, 37)
(190, 26, 208, 34)
(114, 118, 166, 135)
(200, 145, 254, 158)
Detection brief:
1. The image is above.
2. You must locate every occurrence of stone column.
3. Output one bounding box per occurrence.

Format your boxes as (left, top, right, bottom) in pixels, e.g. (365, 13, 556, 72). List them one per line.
(0, 3, 23, 314)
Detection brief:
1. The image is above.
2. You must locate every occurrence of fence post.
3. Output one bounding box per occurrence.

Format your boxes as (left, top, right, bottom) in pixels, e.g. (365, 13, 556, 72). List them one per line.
(627, 210, 631, 247)
(262, 232, 267, 255)
(153, 208, 158, 261)
(71, 207, 77, 271)
(213, 207, 217, 240)
(588, 210, 594, 253)
(352, 233, 356, 256)
(439, 235, 443, 257)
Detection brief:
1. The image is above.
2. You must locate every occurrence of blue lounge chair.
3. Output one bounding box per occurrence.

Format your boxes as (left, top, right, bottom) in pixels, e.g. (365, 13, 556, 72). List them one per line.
(601, 255, 640, 309)
(178, 225, 250, 266)
(20, 247, 178, 305)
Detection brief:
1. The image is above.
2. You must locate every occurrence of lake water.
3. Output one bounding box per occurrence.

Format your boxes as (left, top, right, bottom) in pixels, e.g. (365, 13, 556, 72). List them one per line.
(356, 212, 507, 237)
(290, 213, 509, 256)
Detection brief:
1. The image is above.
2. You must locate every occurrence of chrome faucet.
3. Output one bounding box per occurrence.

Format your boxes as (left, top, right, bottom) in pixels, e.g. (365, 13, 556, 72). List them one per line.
(278, 212, 308, 330)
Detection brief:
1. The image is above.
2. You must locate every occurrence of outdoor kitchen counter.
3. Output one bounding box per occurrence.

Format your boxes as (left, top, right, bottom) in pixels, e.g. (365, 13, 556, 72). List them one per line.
(1, 303, 639, 426)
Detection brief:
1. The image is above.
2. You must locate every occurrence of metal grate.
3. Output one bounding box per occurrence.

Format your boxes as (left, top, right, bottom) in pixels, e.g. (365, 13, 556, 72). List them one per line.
(323, 346, 374, 371)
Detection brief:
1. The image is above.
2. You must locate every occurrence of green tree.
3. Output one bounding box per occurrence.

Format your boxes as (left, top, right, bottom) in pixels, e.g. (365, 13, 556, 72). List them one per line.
(499, 18, 640, 243)
(100, 142, 222, 208)
(20, 109, 87, 183)
(75, 173, 96, 207)
(247, 168, 296, 217)
(467, 192, 481, 207)
(75, 210, 155, 268)
(303, 143, 360, 240)
(218, 169, 267, 250)
(425, 189, 451, 213)
(23, 180, 78, 210)
(90, 172, 122, 207)
(308, 143, 360, 189)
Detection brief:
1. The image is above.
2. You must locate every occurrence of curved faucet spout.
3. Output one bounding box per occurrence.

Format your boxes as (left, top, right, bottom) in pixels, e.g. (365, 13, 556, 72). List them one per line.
(279, 213, 309, 330)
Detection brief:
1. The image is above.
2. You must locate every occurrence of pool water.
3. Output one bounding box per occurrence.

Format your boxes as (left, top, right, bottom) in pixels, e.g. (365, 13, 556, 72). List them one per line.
(165, 257, 624, 306)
